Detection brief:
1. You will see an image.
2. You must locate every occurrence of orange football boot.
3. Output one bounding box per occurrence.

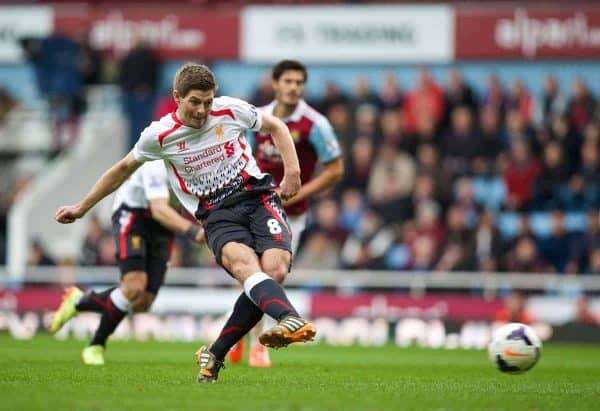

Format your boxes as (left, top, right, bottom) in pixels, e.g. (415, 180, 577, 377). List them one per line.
(259, 316, 316, 349)
(227, 338, 245, 364)
(249, 344, 272, 367)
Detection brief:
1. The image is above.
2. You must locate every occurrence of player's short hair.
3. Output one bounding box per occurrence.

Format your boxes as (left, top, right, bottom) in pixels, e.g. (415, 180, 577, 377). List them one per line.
(173, 63, 217, 97)
(272, 60, 307, 82)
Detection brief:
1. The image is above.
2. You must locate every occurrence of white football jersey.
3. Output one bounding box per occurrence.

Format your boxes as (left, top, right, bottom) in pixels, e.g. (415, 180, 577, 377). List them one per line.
(112, 160, 170, 211)
(132, 96, 271, 219)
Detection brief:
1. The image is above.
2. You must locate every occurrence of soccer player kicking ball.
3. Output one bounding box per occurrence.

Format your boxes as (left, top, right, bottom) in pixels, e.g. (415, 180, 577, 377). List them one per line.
(50, 161, 205, 365)
(55, 63, 316, 383)
(229, 60, 343, 367)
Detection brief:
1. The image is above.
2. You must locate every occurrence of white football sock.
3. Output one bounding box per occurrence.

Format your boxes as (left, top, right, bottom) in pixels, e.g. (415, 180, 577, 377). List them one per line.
(243, 272, 271, 303)
(110, 288, 132, 312)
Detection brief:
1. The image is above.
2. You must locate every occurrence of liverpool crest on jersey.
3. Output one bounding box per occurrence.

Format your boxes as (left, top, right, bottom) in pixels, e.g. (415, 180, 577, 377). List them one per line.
(215, 124, 225, 142)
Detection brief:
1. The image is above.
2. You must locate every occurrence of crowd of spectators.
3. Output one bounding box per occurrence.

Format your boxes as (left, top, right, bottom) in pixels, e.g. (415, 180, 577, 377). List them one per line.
(252, 69, 599, 274)
(71, 68, 599, 274)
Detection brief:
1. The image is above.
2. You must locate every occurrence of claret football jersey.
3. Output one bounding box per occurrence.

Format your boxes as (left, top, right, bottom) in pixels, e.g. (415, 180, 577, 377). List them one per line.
(250, 99, 341, 216)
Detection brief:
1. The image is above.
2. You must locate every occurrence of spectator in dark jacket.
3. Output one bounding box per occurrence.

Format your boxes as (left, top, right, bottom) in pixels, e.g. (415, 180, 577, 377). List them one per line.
(566, 79, 597, 131)
(119, 38, 161, 150)
(475, 106, 505, 172)
(536, 74, 567, 128)
(339, 137, 373, 193)
(22, 34, 85, 154)
(567, 211, 600, 273)
(443, 69, 477, 128)
(550, 114, 582, 173)
(504, 236, 553, 273)
(534, 141, 571, 209)
(441, 106, 479, 177)
(538, 211, 574, 273)
(435, 205, 475, 271)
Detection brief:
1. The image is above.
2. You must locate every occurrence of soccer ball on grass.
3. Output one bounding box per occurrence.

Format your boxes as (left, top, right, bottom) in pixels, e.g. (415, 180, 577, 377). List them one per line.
(488, 322, 542, 374)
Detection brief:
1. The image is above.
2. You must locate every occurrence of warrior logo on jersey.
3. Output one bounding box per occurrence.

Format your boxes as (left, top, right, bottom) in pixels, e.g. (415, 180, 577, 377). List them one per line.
(177, 141, 187, 152)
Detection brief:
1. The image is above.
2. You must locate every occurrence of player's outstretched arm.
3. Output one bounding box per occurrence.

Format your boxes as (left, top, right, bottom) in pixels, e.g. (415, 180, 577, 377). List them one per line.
(148, 198, 205, 243)
(260, 112, 301, 200)
(55, 152, 142, 224)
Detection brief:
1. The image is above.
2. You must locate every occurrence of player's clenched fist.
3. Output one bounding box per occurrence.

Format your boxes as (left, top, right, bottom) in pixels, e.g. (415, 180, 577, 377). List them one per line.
(55, 205, 84, 224)
(279, 173, 300, 200)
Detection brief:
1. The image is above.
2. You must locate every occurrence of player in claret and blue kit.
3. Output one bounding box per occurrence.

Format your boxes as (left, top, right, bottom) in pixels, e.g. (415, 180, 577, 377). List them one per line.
(229, 60, 343, 367)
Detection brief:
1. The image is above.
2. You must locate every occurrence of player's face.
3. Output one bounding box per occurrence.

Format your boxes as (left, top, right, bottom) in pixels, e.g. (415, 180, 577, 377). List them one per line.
(273, 70, 305, 106)
(175, 89, 215, 128)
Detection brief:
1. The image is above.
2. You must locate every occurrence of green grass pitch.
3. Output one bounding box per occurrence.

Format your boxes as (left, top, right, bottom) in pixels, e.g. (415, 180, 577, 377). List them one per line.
(1, 336, 599, 410)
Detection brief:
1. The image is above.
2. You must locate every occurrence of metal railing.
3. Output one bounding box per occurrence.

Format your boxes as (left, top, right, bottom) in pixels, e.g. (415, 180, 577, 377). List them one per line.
(2, 266, 599, 296)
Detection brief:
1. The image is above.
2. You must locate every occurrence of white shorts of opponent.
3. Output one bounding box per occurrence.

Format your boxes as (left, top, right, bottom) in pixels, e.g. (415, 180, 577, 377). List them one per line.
(287, 213, 308, 255)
